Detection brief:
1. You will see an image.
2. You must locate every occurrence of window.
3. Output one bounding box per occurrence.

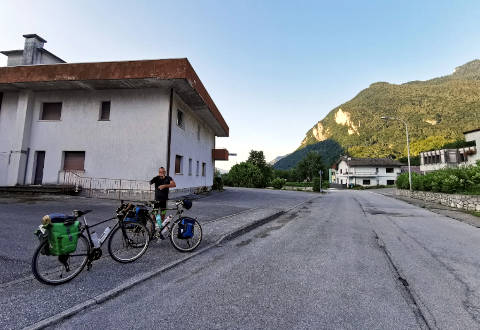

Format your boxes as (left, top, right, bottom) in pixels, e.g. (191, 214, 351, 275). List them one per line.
(340, 169, 342, 174)
(197, 124, 201, 141)
(99, 101, 110, 120)
(202, 162, 206, 177)
(363, 179, 371, 185)
(176, 110, 184, 128)
(188, 158, 192, 176)
(386, 168, 394, 173)
(64, 151, 85, 171)
(41, 102, 62, 120)
(387, 180, 395, 185)
(175, 155, 183, 174)
(196, 161, 199, 176)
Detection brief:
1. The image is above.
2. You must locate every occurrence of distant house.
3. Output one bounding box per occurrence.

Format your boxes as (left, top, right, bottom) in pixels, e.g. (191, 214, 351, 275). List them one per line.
(419, 128, 479, 173)
(332, 157, 403, 187)
(0, 34, 229, 194)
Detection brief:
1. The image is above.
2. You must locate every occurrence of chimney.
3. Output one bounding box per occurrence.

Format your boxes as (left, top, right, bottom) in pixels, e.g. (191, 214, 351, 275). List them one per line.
(22, 34, 47, 65)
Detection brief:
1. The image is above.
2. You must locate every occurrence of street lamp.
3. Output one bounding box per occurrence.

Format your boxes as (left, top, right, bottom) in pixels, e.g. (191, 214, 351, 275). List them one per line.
(381, 116, 412, 192)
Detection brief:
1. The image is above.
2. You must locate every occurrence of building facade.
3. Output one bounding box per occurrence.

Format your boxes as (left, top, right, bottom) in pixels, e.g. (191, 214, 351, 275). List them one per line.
(0, 35, 229, 193)
(419, 129, 478, 173)
(333, 157, 403, 187)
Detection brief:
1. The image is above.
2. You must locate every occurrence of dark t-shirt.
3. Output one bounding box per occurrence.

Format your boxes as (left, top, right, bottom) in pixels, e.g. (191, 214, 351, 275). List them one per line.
(150, 175, 172, 201)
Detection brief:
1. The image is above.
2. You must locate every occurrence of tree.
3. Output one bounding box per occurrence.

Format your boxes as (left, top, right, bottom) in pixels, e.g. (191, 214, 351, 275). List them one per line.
(246, 150, 273, 187)
(295, 151, 326, 182)
(227, 162, 264, 188)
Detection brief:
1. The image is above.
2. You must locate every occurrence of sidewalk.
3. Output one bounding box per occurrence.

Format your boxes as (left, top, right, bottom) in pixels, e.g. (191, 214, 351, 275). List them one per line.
(373, 188, 480, 228)
(0, 188, 318, 329)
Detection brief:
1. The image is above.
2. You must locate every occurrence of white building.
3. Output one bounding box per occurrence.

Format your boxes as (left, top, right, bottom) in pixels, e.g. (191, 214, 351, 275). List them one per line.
(333, 157, 402, 187)
(419, 128, 478, 173)
(0, 34, 229, 195)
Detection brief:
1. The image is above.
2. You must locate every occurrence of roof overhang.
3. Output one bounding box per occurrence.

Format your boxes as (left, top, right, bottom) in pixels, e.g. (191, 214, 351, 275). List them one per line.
(0, 58, 229, 137)
(464, 128, 480, 135)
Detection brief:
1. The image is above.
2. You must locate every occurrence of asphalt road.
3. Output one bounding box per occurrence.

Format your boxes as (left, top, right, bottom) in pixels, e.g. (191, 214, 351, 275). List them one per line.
(0, 187, 315, 329)
(4, 189, 480, 329)
(57, 190, 459, 330)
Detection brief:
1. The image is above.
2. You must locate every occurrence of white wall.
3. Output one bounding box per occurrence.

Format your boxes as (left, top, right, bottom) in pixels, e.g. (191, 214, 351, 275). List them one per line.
(465, 130, 480, 164)
(169, 92, 215, 189)
(335, 160, 400, 186)
(21, 88, 170, 184)
(0, 92, 19, 185)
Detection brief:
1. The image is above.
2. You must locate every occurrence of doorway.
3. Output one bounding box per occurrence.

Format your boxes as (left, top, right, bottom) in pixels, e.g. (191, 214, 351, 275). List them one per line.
(34, 151, 45, 185)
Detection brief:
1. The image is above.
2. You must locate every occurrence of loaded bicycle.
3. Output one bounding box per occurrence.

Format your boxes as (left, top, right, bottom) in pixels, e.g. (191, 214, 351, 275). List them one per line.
(31, 204, 150, 285)
(121, 199, 203, 252)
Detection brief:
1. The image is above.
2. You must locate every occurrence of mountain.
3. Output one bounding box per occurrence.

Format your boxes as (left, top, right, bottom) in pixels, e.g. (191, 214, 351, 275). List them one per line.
(274, 139, 343, 170)
(268, 155, 288, 166)
(297, 60, 480, 159)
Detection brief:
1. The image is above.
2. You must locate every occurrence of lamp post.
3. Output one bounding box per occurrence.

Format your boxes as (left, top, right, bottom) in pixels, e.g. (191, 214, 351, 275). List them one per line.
(381, 116, 412, 192)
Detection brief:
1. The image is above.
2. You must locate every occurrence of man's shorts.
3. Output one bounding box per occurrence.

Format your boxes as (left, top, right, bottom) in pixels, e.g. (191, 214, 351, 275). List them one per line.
(154, 200, 167, 215)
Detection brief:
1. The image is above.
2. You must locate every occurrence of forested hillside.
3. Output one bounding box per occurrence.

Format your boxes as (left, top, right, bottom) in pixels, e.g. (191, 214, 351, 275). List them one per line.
(274, 139, 343, 170)
(297, 60, 480, 159)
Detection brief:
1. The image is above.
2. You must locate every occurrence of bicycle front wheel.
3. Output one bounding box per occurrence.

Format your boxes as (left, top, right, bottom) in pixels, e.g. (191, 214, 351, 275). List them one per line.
(31, 234, 89, 285)
(108, 222, 150, 263)
(170, 218, 203, 252)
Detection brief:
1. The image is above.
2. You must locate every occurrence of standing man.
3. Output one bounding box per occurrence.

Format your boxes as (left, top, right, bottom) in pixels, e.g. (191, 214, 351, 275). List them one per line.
(150, 167, 176, 226)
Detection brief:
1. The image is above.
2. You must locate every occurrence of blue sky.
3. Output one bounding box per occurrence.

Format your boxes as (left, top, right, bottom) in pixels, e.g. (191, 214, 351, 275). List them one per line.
(1, 0, 480, 170)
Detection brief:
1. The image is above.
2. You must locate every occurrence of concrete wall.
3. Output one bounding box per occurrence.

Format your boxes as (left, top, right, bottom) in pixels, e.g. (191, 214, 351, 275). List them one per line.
(6, 54, 23, 66)
(169, 92, 215, 189)
(465, 130, 480, 164)
(396, 189, 480, 212)
(0, 88, 171, 186)
(0, 92, 19, 185)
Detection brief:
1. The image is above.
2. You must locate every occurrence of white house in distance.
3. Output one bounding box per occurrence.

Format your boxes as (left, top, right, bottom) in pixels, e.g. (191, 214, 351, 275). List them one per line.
(419, 128, 479, 173)
(0, 34, 229, 196)
(333, 156, 403, 187)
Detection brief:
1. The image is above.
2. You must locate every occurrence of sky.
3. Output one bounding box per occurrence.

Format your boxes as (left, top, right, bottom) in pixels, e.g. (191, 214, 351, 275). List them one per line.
(1, 0, 480, 171)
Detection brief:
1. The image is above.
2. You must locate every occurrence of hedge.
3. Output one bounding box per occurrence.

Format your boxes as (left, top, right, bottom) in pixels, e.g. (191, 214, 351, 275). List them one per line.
(396, 161, 480, 194)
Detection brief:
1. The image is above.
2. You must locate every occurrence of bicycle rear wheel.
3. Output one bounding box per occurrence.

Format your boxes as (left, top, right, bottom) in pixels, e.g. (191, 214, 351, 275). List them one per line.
(31, 234, 89, 285)
(170, 218, 202, 252)
(108, 222, 149, 263)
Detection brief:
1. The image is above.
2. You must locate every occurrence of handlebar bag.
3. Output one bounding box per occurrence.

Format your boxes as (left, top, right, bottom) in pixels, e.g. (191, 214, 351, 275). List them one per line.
(177, 217, 195, 239)
(47, 215, 80, 255)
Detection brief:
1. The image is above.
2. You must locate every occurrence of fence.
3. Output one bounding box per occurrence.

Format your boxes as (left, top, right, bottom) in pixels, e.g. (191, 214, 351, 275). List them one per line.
(60, 171, 207, 201)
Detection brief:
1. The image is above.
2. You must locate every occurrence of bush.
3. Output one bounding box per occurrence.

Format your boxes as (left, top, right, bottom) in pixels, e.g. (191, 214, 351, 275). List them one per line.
(227, 162, 264, 188)
(212, 176, 223, 190)
(222, 173, 233, 187)
(396, 163, 480, 194)
(271, 177, 284, 189)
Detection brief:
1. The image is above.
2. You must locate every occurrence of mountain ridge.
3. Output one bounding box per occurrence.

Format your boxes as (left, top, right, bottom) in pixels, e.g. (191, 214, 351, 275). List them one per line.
(297, 59, 480, 159)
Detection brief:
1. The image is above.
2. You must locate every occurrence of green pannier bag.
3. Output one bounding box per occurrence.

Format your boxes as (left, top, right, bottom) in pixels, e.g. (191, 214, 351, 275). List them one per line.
(46, 214, 80, 256)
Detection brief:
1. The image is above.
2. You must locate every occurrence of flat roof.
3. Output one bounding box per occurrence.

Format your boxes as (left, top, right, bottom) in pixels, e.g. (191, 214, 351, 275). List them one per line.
(0, 58, 228, 136)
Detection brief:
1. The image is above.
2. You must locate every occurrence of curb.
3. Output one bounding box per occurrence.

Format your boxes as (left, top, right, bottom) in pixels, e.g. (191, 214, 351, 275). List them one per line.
(23, 196, 318, 330)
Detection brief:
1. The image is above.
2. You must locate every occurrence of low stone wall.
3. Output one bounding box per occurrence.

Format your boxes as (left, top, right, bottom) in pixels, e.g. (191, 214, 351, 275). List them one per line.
(396, 189, 480, 212)
(283, 186, 313, 192)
